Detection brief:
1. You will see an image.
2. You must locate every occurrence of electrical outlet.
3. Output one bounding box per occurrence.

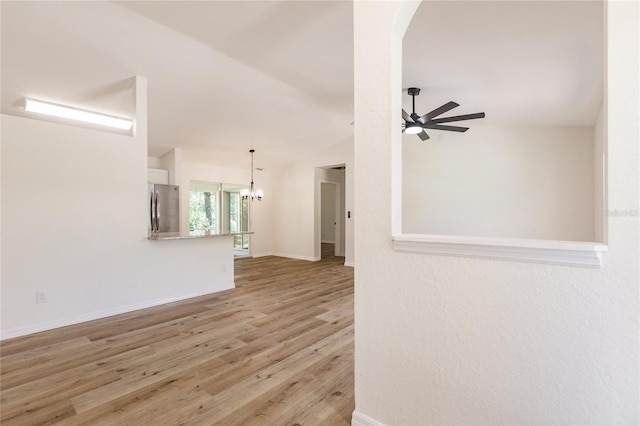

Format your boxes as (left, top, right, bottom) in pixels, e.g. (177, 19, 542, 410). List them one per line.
(36, 290, 47, 304)
(220, 264, 226, 272)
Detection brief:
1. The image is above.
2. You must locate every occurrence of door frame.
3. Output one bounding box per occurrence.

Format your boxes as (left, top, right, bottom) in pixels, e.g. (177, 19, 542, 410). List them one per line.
(319, 180, 341, 257)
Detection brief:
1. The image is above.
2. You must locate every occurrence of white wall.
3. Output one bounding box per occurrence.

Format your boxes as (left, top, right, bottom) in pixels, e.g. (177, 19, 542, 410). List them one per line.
(353, 1, 638, 425)
(159, 148, 182, 186)
(147, 156, 163, 169)
(272, 136, 354, 265)
(403, 125, 595, 241)
(271, 161, 316, 261)
(180, 161, 273, 257)
(594, 105, 607, 243)
(1, 114, 235, 339)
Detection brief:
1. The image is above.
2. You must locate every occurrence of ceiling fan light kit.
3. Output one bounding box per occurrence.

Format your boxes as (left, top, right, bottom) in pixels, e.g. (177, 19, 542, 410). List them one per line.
(402, 87, 485, 141)
(404, 124, 423, 135)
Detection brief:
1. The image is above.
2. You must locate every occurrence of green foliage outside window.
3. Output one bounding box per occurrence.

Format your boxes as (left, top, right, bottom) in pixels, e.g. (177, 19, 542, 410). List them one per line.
(190, 191, 216, 233)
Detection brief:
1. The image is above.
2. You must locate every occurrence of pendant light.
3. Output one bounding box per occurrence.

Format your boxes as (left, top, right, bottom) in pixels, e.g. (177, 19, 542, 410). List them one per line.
(241, 149, 263, 201)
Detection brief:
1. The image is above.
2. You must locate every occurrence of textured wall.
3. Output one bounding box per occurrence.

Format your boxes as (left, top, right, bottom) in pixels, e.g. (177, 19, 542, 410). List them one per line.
(354, 1, 638, 424)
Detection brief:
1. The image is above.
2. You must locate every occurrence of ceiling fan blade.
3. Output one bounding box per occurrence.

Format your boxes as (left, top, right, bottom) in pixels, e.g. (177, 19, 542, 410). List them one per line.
(417, 101, 459, 124)
(411, 112, 421, 121)
(429, 112, 486, 124)
(422, 123, 469, 132)
(402, 109, 413, 123)
(417, 130, 430, 141)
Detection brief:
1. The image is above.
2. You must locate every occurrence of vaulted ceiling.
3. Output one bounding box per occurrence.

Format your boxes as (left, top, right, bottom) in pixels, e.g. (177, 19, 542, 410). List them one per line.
(1, 1, 602, 170)
(403, 1, 603, 128)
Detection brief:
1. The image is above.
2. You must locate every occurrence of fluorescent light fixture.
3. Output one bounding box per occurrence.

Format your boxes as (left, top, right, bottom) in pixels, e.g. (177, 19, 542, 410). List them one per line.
(24, 98, 133, 130)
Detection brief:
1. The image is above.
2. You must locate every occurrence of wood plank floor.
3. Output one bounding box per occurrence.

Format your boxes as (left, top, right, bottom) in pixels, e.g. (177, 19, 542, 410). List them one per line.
(0, 249, 353, 425)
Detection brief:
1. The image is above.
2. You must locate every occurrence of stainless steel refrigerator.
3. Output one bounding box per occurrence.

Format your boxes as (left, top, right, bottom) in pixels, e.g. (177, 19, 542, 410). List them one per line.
(149, 184, 180, 238)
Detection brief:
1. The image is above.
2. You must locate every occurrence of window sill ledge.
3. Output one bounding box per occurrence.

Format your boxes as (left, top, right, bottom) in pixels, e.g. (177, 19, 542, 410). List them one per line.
(392, 234, 607, 268)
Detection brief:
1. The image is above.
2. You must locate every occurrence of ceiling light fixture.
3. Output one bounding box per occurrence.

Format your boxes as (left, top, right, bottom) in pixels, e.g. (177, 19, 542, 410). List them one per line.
(24, 98, 133, 130)
(241, 149, 263, 201)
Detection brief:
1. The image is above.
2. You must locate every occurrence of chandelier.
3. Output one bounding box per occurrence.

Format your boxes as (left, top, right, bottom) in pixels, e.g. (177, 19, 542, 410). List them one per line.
(241, 149, 264, 201)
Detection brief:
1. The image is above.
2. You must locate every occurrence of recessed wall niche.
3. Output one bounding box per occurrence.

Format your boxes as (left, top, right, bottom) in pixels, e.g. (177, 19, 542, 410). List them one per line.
(399, 1, 606, 250)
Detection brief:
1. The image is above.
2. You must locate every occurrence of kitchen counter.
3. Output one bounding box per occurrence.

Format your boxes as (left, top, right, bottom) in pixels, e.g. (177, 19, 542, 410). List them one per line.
(148, 231, 254, 241)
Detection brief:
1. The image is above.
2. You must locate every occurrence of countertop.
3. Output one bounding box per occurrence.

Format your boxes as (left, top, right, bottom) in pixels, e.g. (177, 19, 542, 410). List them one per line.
(148, 231, 254, 241)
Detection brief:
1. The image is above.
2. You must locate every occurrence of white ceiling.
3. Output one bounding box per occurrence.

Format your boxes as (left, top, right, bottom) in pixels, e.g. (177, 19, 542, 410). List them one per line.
(1, 1, 602, 170)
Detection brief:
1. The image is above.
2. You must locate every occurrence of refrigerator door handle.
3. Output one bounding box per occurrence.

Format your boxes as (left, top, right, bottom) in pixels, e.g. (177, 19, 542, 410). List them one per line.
(154, 191, 159, 232)
(150, 191, 155, 232)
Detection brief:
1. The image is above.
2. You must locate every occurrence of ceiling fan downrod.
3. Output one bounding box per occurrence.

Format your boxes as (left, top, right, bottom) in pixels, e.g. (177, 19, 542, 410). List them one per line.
(407, 87, 420, 120)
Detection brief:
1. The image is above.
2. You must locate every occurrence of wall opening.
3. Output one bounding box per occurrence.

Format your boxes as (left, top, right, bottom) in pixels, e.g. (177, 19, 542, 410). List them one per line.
(315, 165, 346, 260)
(395, 0, 607, 266)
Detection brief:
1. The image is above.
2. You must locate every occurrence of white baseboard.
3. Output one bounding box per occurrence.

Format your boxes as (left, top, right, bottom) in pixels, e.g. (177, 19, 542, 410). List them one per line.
(254, 252, 352, 266)
(0, 283, 235, 341)
(352, 411, 385, 426)
(250, 252, 274, 258)
(251, 252, 320, 261)
(271, 253, 320, 262)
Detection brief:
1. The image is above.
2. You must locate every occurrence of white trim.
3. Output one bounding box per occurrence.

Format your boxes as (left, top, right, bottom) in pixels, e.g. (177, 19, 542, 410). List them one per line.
(344, 261, 355, 267)
(352, 411, 385, 426)
(250, 252, 274, 258)
(0, 284, 234, 341)
(392, 234, 607, 268)
(271, 253, 320, 262)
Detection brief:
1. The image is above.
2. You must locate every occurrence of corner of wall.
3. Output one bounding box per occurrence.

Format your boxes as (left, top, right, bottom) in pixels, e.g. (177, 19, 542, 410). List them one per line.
(351, 411, 385, 426)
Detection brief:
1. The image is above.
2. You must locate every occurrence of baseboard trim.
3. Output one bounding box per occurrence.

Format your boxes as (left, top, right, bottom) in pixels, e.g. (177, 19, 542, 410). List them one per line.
(352, 411, 385, 426)
(271, 253, 320, 262)
(0, 283, 235, 341)
(344, 261, 355, 267)
(250, 252, 274, 258)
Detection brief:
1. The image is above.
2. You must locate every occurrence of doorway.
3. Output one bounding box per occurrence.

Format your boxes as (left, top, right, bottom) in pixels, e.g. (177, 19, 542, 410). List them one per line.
(316, 164, 346, 260)
(321, 181, 339, 258)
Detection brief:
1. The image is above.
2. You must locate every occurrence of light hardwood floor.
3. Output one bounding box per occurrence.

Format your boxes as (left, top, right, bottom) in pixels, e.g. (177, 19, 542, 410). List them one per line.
(0, 250, 354, 425)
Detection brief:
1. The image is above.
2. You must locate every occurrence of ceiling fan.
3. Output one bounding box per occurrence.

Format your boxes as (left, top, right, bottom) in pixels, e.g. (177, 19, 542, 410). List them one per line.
(402, 87, 485, 141)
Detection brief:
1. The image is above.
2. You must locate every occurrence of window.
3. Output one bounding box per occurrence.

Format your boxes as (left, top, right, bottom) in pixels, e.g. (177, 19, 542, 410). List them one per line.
(189, 181, 251, 256)
(189, 181, 221, 235)
(222, 184, 250, 256)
